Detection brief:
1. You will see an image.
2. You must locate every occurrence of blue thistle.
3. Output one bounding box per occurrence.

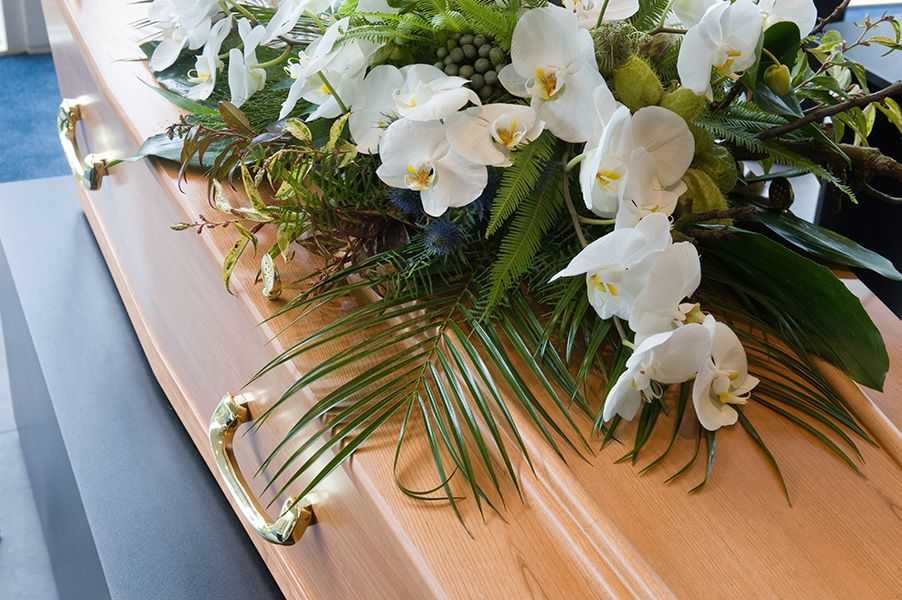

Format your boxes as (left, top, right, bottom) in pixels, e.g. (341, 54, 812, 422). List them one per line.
(387, 186, 423, 217)
(423, 218, 462, 256)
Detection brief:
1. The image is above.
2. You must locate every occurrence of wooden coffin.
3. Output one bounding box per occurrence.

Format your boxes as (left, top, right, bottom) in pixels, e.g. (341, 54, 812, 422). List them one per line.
(43, 0, 902, 596)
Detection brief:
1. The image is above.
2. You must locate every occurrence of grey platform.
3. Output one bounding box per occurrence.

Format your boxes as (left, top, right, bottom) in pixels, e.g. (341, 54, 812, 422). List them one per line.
(0, 177, 283, 600)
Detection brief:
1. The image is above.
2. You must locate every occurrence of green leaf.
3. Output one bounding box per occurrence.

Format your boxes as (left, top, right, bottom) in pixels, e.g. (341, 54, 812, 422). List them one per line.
(141, 79, 219, 115)
(702, 230, 889, 390)
(219, 101, 254, 134)
(222, 233, 251, 293)
(763, 21, 801, 68)
(749, 209, 902, 281)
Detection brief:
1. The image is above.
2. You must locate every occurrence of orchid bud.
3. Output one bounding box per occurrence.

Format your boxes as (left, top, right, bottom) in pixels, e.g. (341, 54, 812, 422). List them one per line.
(764, 64, 792, 96)
(614, 57, 664, 111)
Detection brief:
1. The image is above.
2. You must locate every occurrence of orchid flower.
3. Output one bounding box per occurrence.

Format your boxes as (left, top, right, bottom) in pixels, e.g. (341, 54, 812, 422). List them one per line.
(262, 0, 338, 44)
(498, 6, 607, 143)
(393, 64, 481, 121)
(148, 0, 221, 71)
(348, 64, 481, 153)
(580, 105, 694, 222)
(692, 321, 760, 430)
(756, 0, 817, 35)
(376, 119, 488, 217)
(603, 316, 715, 422)
(677, 0, 764, 99)
(562, 0, 640, 29)
(228, 19, 268, 107)
(186, 17, 231, 100)
(551, 213, 672, 320)
(628, 242, 701, 338)
(445, 104, 544, 167)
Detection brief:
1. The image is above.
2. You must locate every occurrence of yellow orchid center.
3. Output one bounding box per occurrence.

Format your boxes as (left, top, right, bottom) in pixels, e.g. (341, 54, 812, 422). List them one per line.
(319, 84, 332, 95)
(405, 162, 435, 190)
(589, 273, 618, 296)
(534, 68, 560, 101)
(596, 169, 622, 186)
(715, 48, 742, 78)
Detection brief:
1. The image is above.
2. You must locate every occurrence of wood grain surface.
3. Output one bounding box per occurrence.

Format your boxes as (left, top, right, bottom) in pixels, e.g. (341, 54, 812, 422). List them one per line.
(43, 0, 902, 597)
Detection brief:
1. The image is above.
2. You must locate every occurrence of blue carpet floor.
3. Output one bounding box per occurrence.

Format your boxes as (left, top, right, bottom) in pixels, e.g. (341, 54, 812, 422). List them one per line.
(0, 54, 69, 183)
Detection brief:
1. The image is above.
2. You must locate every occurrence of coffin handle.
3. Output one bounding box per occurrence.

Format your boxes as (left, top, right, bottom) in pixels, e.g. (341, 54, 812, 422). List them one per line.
(209, 393, 314, 545)
(57, 98, 110, 190)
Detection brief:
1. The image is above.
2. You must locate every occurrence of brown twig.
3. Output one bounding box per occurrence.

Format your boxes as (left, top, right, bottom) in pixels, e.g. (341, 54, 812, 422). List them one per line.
(809, 0, 852, 36)
(758, 81, 902, 140)
(711, 81, 746, 111)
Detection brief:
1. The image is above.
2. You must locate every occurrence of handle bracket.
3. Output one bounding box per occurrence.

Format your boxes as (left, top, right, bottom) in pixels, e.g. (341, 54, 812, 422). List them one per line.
(57, 98, 109, 190)
(210, 394, 313, 545)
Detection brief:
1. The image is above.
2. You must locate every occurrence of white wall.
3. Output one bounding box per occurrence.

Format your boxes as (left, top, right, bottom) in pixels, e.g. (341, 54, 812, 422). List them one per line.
(1, 0, 50, 55)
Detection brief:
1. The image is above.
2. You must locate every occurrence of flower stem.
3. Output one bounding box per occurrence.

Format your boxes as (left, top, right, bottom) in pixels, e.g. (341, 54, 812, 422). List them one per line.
(565, 152, 587, 172)
(318, 72, 349, 113)
(227, 0, 257, 23)
(614, 317, 631, 345)
(761, 47, 781, 65)
(595, 0, 612, 29)
(650, 26, 688, 35)
(257, 45, 294, 69)
(578, 216, 615, 225)
(562, 151, 588, 248)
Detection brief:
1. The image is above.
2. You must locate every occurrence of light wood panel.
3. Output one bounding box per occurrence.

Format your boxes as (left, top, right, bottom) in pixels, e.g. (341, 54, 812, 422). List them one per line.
(45, 0, 902, 597)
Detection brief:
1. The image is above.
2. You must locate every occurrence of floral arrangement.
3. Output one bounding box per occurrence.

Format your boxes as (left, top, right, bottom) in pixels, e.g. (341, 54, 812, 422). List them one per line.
(139, 0, 901, 512)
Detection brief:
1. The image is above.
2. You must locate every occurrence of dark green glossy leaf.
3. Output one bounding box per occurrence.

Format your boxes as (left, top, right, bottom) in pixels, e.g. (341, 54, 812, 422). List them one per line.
(750, 209, 902, 281)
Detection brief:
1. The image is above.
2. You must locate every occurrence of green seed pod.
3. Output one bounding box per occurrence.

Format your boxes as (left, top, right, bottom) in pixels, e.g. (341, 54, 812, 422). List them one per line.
(478, 43, 492, 58)
(433, 61, 444, 70)
(444, 64, 459, 76)
(452, 32, 462, 41)
(478, 85, 493, 100)
(462, 44, 477, 59)
(436, 47, 448, 59)
(768, 177, 795, 211)
(484, 70, 498, 86)
(469, 73, 485, 89)
(592, 21, 646, 78)
(613, 56, 663, 111)
(444, 55, 455, 66)
(679, 168, 730, 223)
(458, 64, 475, 79)
(691, 145, 738, 193)
(449, 47, 464, 63)
(687, 123, 714, 155)
(460, 34, 474, 45)
(763, 63, 792, 96)
(489, 47, 506, 66)
(660, 87, 706, 122)
(474, 57, 491, 73)
(474, 34, 487, 46)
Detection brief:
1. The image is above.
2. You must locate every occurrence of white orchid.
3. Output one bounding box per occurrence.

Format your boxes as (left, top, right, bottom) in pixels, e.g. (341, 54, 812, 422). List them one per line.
(498, 6, 607, 143)
(262, 0, 338, 44)
(348, 64, 481, 153)
(551, 213, 672, 320)
(677, 0, 764, 99)
(148, 0, 222, 71)
(693, 321, 760, 430)
(393, 65, 481, 121)
(756, 0, 817, 34)
(629, 242, 701, 337)
(603, 316, 715, 422)
(376, 119, 488, 217)
(445, 104, 544, 167)
(580, 105, 694, 223)
(185, 17, 231, 100)
(228, 19, 268, 107)
(562, 0, 640, 29)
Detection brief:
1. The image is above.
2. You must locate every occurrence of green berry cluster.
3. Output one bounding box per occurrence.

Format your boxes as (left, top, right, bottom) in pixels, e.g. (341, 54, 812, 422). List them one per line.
(434, 32, 508, 101)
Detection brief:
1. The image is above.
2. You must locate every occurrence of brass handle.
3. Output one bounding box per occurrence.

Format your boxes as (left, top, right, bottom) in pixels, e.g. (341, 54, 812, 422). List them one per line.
(57, 98, 109, 190)
(209, 393, 314, 545)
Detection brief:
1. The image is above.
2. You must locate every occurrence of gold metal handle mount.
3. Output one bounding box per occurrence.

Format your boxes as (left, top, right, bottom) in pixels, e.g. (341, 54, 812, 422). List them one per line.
(210, 393, 314, 545)
(57, 98, 109, 190)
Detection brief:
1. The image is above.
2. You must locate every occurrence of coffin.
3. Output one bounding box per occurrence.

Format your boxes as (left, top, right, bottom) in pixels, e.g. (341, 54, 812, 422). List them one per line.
(42, 0, 902, 596)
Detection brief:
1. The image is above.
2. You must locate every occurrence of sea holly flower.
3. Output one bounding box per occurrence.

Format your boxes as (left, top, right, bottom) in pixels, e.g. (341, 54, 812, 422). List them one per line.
(677, 0, 764, 100)
(376, 119, 488, 217)
(562, 0, 640, 29)
(580, 105, 694, 221)
(603, 316, 716, 422)
(551, 213, 672, 320)
(228, 19, 268, 107)
(628, 242, 702, 337)
(692, 321, 760, 430)
(348, 64, 481, 153)
(392, 65, 481, 121)
(498, 6, 607, 143)
(186, 17, 231, 100)
(148, 0, 221, 71)
(445, 104, 544, 167)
